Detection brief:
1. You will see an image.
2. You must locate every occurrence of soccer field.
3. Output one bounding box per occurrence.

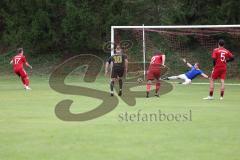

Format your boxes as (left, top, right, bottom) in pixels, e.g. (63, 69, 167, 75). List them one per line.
(0, 76, 239, 160)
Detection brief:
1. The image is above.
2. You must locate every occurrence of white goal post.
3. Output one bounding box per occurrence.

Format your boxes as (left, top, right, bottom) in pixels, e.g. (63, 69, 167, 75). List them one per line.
(111, 24, 240, 79)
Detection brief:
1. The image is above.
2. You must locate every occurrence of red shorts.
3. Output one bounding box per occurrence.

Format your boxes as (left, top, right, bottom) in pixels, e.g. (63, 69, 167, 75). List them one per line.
(211, 68, 226, 80)
(147, 69, 161, 80)
(14, 68, 28, 78)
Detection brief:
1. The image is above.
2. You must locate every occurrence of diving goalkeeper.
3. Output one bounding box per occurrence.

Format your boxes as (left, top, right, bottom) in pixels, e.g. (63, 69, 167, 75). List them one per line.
(164, 59, 208, 84)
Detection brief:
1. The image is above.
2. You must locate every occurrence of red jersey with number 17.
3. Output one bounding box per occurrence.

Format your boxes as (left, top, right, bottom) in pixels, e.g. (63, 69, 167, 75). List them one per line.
(12, 54, 27, 70)
(149, 54, 163, 70)
(212, 47, 233, 69)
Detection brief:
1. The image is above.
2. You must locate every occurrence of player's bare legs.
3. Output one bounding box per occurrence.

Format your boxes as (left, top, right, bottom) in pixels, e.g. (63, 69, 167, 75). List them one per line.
(220, 79, 225, 100)
(203, 78, 214, 100)
(146, 80, 152, 98)
(209, 78, 214, 98)
(155, 79, 160, 97)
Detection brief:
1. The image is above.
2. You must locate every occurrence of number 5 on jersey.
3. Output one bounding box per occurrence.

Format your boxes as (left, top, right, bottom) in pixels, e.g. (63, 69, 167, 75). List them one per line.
(220, 52, 226, 62)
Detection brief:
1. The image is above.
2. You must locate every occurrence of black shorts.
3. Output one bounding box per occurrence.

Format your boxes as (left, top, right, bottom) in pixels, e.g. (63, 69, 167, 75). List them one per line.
(111, 67, 124, 78)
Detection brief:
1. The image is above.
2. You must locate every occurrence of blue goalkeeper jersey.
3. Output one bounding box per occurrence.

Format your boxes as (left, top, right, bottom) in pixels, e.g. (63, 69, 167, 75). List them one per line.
(185, 67, 203, 80)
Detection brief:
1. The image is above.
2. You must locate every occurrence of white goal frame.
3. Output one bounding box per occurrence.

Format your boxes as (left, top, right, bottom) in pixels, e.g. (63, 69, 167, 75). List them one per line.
(111, 24, 240, 79)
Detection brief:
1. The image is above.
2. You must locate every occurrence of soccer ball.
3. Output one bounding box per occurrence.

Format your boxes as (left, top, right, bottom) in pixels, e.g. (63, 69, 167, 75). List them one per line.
(137, 78, 143, 83)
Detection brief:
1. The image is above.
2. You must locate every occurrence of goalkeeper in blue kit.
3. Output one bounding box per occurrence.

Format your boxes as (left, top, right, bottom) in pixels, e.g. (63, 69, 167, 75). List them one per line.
(164, 59, 209, 84)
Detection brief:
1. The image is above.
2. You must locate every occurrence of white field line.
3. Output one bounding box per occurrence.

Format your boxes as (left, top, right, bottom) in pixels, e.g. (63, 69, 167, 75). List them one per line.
(170, 82, 240, 86)
(124, 81, 240, 86)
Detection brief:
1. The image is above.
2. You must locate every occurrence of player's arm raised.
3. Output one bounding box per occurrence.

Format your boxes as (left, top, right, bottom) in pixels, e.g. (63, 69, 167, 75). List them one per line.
(183, 58, 192, 68)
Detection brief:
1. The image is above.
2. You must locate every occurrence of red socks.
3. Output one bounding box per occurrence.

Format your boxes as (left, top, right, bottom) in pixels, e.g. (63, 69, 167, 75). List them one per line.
(210, 90, 224, 97)
(146, 82, 161, 93)
(146, 83, 151, 92)
(21, 76, 29, 86)
(209, 91, 213, 97)
(221, 90, 224, 97)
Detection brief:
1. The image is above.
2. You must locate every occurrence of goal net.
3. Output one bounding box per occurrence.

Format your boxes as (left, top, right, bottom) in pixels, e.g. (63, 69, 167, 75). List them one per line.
(111, 25, 240, 80)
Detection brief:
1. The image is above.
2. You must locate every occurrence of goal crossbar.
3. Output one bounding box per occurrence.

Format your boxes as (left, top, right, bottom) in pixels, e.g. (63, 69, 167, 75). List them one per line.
(112, 25, 240, 29)
(111, 25, 240, 80)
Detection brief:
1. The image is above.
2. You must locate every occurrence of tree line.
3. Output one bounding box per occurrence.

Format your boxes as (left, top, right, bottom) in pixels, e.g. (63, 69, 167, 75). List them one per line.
(0, 0, 240, 55)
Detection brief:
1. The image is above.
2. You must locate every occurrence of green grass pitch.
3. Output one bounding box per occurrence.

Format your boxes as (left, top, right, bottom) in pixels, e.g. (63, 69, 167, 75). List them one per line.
(0, 76, 239, 160)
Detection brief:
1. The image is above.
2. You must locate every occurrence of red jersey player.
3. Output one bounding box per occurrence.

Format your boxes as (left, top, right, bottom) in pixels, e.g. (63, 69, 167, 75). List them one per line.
(146, 52, 166, 98)
(10, 48, 32, 90)
(204, 39, 234, 100)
